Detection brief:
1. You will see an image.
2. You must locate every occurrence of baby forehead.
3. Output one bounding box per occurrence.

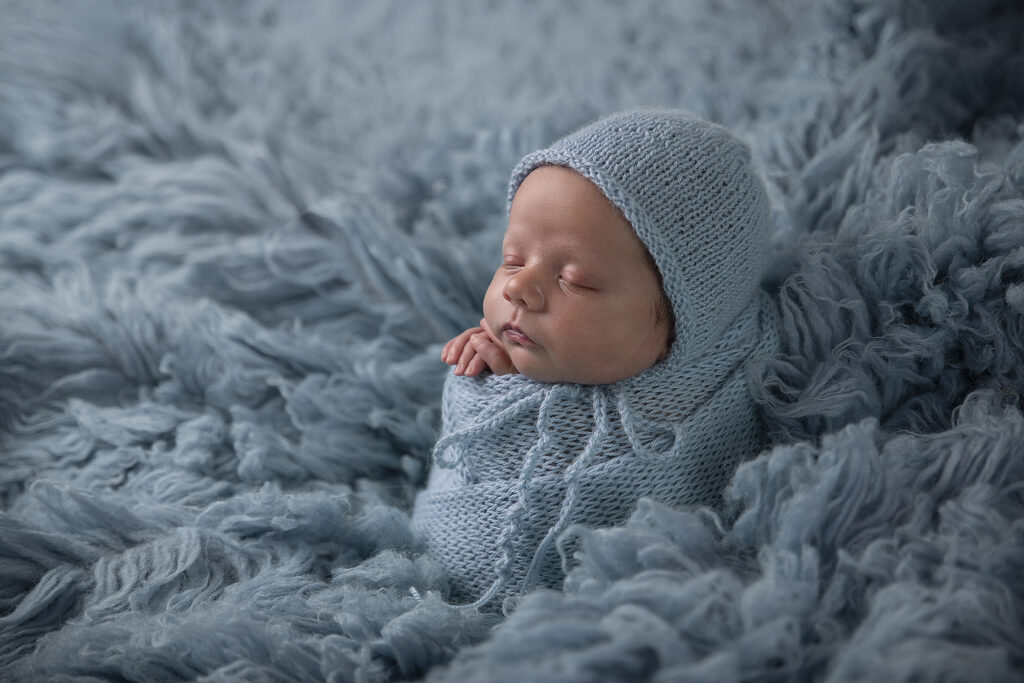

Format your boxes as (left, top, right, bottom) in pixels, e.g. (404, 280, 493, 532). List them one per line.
(507, 171, 641, 237)
(515, 165, 625, 216)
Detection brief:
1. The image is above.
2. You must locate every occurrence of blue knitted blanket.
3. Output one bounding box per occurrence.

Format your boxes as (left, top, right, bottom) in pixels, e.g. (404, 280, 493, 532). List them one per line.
(2, 1, 1023, 681)
(414, 291, 778, 608)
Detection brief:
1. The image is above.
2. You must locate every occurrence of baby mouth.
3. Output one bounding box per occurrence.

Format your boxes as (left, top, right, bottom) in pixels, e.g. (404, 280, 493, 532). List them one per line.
(502, 323, 535, 345)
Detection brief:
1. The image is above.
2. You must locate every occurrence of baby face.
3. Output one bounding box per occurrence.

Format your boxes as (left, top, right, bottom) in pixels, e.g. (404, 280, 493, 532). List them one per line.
(483, 165, 671, 384)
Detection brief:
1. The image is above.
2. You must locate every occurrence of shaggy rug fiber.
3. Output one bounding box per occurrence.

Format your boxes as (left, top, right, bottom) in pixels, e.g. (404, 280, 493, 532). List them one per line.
(1, 0, 1023, 680)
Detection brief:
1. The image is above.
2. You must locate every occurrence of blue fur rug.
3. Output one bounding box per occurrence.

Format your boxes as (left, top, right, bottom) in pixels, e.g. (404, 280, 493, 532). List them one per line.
(2, 1, 1023, 680)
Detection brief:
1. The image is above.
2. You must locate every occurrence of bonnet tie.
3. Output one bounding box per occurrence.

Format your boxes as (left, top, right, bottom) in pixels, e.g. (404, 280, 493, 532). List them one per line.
(469, 384, 572, 608)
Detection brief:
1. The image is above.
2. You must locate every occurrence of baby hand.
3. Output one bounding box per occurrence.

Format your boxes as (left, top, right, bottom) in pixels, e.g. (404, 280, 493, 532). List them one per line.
(442, 319, 518, 377)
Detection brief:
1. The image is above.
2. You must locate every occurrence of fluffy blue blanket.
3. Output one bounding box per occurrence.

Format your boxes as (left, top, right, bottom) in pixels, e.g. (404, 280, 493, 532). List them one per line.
(1, 1, 1022, 680)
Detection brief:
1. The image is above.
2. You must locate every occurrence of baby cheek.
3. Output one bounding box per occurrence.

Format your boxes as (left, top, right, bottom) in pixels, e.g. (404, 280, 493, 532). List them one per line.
(482, 284, 507, 337)
(482, 279, 502, 313)
(612, 303, 662, 351)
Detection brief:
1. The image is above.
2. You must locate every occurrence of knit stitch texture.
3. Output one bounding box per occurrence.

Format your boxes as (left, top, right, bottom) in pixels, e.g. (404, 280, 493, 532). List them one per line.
(412, 111, 780, 606)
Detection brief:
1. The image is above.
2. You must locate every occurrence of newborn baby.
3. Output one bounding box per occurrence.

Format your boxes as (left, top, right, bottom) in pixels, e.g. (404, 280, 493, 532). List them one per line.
(413, 110, 780, 608)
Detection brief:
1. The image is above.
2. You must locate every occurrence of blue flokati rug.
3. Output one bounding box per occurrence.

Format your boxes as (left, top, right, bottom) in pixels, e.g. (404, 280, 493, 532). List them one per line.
(1, 0, 1023, 680)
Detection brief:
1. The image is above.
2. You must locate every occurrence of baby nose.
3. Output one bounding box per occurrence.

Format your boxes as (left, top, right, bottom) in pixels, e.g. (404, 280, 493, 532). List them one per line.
(503, 269, 544, 310)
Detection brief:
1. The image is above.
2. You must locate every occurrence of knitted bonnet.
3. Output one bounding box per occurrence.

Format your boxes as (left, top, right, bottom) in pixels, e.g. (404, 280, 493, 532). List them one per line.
(506, 109, 770, 360)
(412, 110, 780, 609)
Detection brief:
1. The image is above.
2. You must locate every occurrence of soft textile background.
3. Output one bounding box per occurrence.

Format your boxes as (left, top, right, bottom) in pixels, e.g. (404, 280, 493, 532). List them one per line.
(1, 0, 1022, 680)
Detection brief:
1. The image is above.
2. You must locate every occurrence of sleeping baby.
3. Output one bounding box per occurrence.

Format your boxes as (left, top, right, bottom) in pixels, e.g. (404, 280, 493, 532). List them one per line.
(412, 110, 780, 608)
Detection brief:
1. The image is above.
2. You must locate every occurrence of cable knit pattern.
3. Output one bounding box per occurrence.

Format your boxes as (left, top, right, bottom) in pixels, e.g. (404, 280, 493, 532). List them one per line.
(412, 111, 780, 607)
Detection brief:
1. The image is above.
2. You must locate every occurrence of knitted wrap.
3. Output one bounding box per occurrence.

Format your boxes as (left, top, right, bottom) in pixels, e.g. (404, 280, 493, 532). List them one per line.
(412, 111, 780, 607)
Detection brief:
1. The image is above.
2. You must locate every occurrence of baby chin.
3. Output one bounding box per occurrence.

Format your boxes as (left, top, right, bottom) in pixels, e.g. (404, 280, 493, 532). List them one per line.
(504, 345, 553, 382)
(510, 351, 577, 384)
(497, 325, 579, 383)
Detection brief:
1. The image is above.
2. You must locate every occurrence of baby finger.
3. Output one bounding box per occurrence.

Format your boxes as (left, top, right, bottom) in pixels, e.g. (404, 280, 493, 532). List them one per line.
(455, 338, 479, 375)
(463, 354, 488, 377)
(470, 334, 516, 375)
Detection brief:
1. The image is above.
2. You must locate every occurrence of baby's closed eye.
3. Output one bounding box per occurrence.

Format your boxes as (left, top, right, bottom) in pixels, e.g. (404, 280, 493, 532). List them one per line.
(558, 275, 593, 293)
